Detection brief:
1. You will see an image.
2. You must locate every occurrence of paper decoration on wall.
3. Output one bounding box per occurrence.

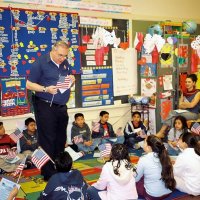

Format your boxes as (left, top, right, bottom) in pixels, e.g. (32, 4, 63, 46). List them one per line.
(140, 63, 156, 77)
(92, 27, 120, 48)
(1, 77, 30, 117)
(177, 44, 188, 68)
(191, 49, 199, 73)
(143, 34, 165, 54)
(196, 72, 200, 89)
(152, 46, 159, 64)
(159, 91, 172, 99)
(112, 48, 138, 96)
(163, 75, 173, 90)
(179, 73, 187, 92)
(134, 32, 144, 52)
(149, 93, 156, 108)
(141, 78, 156, 97)
(191, 35, 200, 54)
(158, 76, 163, 86)
(160, 99, 173, 122)
(160, 43, 174, 68)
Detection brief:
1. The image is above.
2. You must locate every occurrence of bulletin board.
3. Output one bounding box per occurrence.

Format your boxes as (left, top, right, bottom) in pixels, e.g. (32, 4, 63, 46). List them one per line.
(0, 6, 80, 116)
(78, 18, 129, 107)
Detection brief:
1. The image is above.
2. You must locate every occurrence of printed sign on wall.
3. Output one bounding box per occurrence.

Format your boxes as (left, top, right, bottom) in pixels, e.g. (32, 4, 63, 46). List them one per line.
(1, 77, 29, 116)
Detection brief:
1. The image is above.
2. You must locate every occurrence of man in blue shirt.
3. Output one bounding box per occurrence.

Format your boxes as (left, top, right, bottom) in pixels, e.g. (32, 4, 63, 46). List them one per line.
(26, 41, 75, 181)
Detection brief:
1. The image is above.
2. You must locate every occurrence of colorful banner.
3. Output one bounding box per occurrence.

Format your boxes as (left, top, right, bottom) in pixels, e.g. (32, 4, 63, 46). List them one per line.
(1, 77, 30, 116)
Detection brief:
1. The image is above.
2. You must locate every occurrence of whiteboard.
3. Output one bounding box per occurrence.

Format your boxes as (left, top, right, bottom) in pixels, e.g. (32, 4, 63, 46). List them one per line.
(112, 48, 138, 96)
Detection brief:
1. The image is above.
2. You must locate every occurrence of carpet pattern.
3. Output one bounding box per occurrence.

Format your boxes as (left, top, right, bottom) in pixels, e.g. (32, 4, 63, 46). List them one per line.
(0, 151, 195, 200)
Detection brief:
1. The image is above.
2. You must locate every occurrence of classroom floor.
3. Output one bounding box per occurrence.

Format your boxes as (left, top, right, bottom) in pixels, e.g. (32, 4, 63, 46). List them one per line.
(0, 149, 198, 200)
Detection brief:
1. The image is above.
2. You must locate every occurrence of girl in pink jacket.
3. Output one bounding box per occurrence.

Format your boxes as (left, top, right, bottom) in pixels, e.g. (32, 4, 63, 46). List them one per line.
(87, 144, 138, 200)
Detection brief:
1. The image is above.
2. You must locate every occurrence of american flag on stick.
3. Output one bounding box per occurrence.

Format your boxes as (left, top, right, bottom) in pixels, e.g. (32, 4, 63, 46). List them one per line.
(31, 148, 51, 169)
(9, 128, 23, 143)
(191, 122, 200, 135)
(56, 75, 72, 90)
(92, 121, 100, 132)
(98, 143, 112, 158)
(12, 156, 27, 177)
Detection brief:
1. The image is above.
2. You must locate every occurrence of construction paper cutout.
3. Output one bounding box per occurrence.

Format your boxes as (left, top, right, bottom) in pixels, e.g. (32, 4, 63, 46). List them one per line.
(161, 53, 171, 61)
(152, 46, 159, 64)
(95, 48, 104, 65)
(160, 99, 172, 121)
(119, 42, 129, 50)
(78, 45, 87, 53)
(82, 35, 90, 43)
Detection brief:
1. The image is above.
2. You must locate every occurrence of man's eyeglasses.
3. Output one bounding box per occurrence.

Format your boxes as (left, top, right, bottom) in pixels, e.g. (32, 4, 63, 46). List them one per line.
(57, 53, 68, 59)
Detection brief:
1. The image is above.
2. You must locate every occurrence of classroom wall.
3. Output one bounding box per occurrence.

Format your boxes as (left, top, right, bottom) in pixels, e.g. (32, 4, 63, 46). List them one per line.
(0, 0, 200, 134)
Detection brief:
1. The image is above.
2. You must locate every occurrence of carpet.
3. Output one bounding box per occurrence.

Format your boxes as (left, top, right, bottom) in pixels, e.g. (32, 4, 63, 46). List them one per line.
(0, 151, 194, 200)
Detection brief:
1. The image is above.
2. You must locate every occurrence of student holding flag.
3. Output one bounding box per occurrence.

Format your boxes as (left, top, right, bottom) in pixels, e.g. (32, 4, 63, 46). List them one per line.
(0, 122, 27, 173)
(26, 40, 75, 181)
(87, 144, 138, 200)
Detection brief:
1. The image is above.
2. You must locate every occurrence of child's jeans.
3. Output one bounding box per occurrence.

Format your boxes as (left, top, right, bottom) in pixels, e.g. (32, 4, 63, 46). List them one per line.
(125, 137, 144, 149)
(164, 143, 181, 156)
(101, 136, 124, 145)
(87, 186, 103, 200)
(77, 138, 101, 153)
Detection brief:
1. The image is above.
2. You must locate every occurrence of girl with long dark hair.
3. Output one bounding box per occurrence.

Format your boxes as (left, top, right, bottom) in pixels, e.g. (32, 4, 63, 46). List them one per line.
(87, 144, 138, 200)
(136, 135, 176, 199)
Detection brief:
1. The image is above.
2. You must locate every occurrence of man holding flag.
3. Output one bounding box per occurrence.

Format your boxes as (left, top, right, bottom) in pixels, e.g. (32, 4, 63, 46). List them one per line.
(26, 41, 75, 181)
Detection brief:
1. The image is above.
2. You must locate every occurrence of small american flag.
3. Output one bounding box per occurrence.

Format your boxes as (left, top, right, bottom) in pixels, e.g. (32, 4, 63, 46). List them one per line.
(98, 143, 112, 158)
(31, 148, 50, 169)
(56, 75, 72, 89)
(73, 135, 83, 144)
(9, 128, 23, 143)
(12, 156, 26, 177)
(92, 121, 100, 132)
(191, 122, 200, 135)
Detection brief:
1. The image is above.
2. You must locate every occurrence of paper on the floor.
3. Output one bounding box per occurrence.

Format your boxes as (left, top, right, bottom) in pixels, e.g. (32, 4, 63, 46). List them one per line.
(0, 178, 20, 200)
(93, 151, 100, 158)
(174, 109, 188, 113)
(65, 146, 83, 161)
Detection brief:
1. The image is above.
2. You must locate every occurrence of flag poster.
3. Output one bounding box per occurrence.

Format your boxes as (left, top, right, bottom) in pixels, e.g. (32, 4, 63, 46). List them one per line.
(0, 77, 30, 117)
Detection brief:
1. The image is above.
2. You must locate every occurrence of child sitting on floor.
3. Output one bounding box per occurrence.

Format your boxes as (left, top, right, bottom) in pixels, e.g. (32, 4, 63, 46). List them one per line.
(173, 131, 200, 196)
(87, 144, 138, 200)
(92, 111, 124, 145)
(166, 115, 188, 155)
(0, 121, 26, 173)
(136, 135, 176, 199)
(38, 151, 88, 199)
(71, 113, 100, 153)
(19, 117, 38, 154)
(124, 111, 147, 149)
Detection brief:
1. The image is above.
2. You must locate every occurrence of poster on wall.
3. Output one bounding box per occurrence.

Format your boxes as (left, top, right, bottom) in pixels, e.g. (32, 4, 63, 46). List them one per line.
(0, 7, 81, 77)
(141, 78, 156, 97)
(81, 68, 113, 107)
(1, 77, 30, 116)
(160, 98, 173, 122)
(112, 48, 138, 96)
